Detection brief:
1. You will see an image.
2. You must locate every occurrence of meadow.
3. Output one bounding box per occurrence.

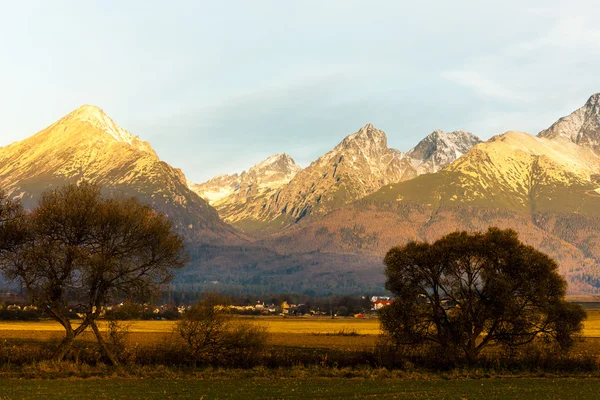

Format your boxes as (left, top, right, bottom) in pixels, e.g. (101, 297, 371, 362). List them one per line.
(2, 309, 600, 349)
(2, 376, 600, 400)
(0, 317, 381, 352)
(1, 310, 600, 399)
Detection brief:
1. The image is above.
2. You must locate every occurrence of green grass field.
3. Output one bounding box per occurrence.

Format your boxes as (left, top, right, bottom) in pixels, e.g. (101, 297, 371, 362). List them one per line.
(1, 377, 600, 399)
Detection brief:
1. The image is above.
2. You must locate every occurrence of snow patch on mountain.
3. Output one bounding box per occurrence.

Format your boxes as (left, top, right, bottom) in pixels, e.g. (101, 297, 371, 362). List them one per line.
(446, 130, 600, 205)
(190, 153, 302, 208)
(0, 105, 238, 242)
(539, 93, 600, 149)
(189, 123, 481, 230)
(63, 105, 156, 155)
(406, 129, 482, 173)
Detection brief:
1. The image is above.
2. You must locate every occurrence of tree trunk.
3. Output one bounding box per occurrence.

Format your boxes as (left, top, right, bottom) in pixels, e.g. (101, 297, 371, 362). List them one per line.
(465, 344, 479, 366)
(53, 330, 75, 361)
(90, 319, 120, 366)
(47, 308, 79, 361)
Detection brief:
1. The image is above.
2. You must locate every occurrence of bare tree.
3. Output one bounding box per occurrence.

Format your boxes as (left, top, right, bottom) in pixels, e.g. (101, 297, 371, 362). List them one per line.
(176, 294, 232, 365)
(176, 294, 268, 367)
(0, 182, 187, 364)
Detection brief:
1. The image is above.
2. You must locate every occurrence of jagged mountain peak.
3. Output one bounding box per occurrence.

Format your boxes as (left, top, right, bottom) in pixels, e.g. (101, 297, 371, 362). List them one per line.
(538, 93, 600, 149)
(585, 92, 600, 106)
(257, 152, 289, 165)
(336, 123, 387, 152)
(244, 153, 302, 182)
(406, 129, 481, 169)
(191, 152, 302, 209)
(52, 104, 156, 155)
(420, 129, 479, 145)
(446, 129, 480, 140)
(193, 123, 481, 232)
(251, 152, 301, 174)
(0, 106, 239, 243)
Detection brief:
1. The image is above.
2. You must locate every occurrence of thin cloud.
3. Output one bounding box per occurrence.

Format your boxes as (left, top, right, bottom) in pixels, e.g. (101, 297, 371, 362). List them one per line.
(521, 16, 600, 51)
(440, 70, 529, 102)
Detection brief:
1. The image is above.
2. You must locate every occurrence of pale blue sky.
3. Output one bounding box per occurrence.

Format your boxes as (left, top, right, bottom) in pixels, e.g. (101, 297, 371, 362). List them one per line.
(1, 1, 599, 182)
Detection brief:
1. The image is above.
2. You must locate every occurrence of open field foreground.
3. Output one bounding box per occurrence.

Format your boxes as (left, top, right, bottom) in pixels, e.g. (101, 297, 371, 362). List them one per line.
(2, 310, 600, 347)
(2, 310, 600, 354)
(2, 308, 600, 336)
(2, 312, 600, 399)
(0, 318, 384, 351)
(1, 377, 600, 399)
(0, 317, 382, 335)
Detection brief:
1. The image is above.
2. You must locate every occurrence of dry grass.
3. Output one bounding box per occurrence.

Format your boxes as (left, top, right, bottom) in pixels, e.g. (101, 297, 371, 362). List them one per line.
(1, 314, 600, 375)
(1, 310, 599, 355)
(0, 319, 176, 333)
(0, 316, 381, 345)
(581, 309, 600, 337)
(249, 316, 380, 335)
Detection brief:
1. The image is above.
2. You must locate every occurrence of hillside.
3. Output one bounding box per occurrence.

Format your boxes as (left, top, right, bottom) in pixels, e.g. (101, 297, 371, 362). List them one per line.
(190, 153, 302, 225)
(256, 95, 600, 294)
(0, 105, 239, 243)
(194, 124, 480, 235)
(4, 95, 600, 295)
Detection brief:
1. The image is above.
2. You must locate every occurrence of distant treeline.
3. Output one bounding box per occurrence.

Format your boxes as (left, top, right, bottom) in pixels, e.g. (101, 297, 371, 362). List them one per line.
(166, 291, 373, 315)
(0, 291, 377, 321)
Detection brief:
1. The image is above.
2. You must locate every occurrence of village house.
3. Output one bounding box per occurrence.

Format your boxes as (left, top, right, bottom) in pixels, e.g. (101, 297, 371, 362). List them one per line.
(371, 299, 393, 311)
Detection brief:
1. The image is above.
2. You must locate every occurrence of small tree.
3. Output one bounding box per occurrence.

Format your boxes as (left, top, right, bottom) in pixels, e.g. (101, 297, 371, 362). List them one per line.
(176, 294, 232, 364)
(0, 182, 187, 364)
(380, 227, 586, 365)
(176, 294, 267, 367)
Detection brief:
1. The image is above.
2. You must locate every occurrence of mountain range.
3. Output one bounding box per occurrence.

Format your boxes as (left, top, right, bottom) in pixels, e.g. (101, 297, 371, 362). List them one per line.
(2, 94, 600, 294)
(191, 124, 481, 235)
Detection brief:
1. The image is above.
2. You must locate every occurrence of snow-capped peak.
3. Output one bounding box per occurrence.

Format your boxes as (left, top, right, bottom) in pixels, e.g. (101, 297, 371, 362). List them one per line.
(64, 105, 155, 154)
(252, 153, 301, 173)
(538, 93, 600, 149)
(191, 152, 302, 208)
(333, 123, 388, 161)
(407, 130, 481, 162)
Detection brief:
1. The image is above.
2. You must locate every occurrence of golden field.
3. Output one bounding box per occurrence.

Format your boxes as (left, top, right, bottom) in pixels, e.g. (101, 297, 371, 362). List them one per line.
(1, 309, 600, 352)
(2, 308, 600, 335)
(0, 316, 380, 335)
(0, 317, 381, 351)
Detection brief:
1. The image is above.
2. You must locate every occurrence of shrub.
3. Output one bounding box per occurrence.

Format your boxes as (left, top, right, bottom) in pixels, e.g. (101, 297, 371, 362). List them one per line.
(105, 318, 132, 364)
(175, 295, 268, 367)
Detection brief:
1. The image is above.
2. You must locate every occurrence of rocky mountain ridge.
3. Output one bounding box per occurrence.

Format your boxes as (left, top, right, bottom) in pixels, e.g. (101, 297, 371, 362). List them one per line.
(190, 153, 301, 208)
(0, 105, 239, 243)
(4, 93, 600, 295)
(406, 129, 482, 174)
(192, 124, 481, 234)
(539, 93, 600, 149)
(252, 93, 600, 294)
